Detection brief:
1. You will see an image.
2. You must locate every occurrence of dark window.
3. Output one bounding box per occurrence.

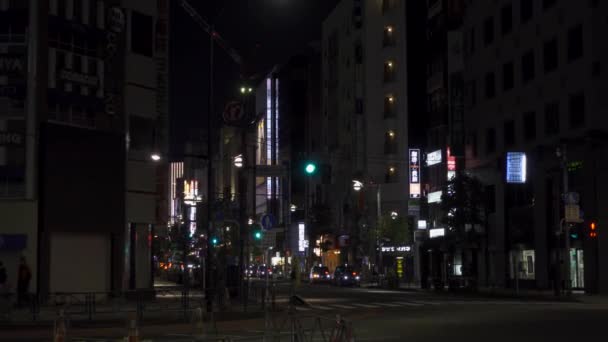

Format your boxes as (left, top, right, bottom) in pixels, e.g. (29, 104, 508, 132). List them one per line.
(73, 0, 82, 22)
(543, 0, 557, 10)
(503, 61, 514, 91)
(485, 185, 496, 213)
(521, 0, 533, 23)
(485, 72, 495, 99)
(469, 27, 475, 53)
(486, 128, 496, 154)
(523, 111, 536, 141)
(58, 0, 67, 17)
(470, 132, 478, 158)
(131, 11, 154, 57)
(569, 92, 585, 128)
(522, 50, 535, 83)
(129, 116, 155, 150)
(88, 58, 97, 75)
(504, 120, 515, 147)
(354, 42, 363, 64)
(543, 38, 558, 72)
(483, 17, 494, 46)
(466, 80, 477, 107)
(501, 4, 513, 35)
(567, 24, 583, 62)
(90, 0, 98, 26)
(73, 54, 81, 72)
(544, 101, 560, 135)
(382, 0, 394, 13)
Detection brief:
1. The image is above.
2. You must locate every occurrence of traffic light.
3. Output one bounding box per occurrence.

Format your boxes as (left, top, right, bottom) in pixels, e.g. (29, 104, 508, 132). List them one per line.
(304, 161, 317, 175)
(254, 231, 262, 240)
(589, 221, 598, 238)
(211, 237, 219, 245)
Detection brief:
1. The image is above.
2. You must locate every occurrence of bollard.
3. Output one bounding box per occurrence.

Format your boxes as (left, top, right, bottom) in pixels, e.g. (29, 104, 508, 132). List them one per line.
(126, 312, 139, 342)
(53, 309, 67, 342)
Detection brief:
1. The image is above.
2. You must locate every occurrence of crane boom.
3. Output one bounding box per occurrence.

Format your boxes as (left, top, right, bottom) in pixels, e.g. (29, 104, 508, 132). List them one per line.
(179, 0, 244, 65)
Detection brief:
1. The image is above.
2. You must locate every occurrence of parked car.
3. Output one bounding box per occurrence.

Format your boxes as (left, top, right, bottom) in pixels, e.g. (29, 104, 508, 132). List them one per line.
(257, 264, 273, 278)
(309, 265, 331, 284)
(332, 265, 360, 287)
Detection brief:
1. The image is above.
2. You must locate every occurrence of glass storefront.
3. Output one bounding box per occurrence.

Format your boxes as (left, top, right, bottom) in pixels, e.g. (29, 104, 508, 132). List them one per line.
(509, 249, 535, 280)
(570, 248, 584, 289)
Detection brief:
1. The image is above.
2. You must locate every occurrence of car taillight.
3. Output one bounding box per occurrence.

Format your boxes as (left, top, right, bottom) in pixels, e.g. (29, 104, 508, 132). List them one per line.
(352, 272, 356, 276)
(325, 271, 329, 274)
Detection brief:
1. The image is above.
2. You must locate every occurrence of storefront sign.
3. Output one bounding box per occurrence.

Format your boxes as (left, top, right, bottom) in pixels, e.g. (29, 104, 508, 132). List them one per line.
(427, 190, 442, 203)
(298, 223, 307, 252)
(429, 228, 445, 239)
(409, 149, 421, 198)
(426, 149, 442, 166)
(0, 131, 23, 146)
(417, 220, 427, 229)
(380, 245, 411, 253)
(506, 152, 527, 184)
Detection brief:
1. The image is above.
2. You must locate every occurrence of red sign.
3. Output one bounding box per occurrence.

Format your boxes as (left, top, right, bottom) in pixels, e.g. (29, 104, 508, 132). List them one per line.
(447, 147, 456, 171)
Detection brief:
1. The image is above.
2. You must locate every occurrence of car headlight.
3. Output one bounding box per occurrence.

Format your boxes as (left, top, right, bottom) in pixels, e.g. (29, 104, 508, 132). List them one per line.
(355, 276, 360, 280)
(344, 276, 348, 280)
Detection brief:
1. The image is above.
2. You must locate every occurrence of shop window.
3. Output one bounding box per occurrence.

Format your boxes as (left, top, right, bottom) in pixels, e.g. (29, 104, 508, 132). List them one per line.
(510, 249, 535, 280)
(131, 11, 154, 57)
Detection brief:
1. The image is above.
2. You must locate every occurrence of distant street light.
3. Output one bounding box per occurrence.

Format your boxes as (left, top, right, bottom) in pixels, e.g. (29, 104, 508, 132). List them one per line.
(150, 153, 162, 162)
(352, 180, 364, 192)
(233, 154, 244, 168)
(390, 211, 398, 220)
(290, 204, 297, 212)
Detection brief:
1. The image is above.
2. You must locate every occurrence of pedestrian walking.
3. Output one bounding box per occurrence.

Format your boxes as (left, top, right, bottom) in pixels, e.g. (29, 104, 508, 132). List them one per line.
(17, 257, 31, 307)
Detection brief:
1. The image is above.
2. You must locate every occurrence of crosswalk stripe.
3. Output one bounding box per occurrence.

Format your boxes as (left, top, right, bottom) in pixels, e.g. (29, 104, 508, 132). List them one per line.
(296, 306, 312, 311)
(393, 301, 424, 306)
(331, 304, 358, 309)
(351, 303, 381, 308)
(310, 305, 333, 311)
(410, 300, 440, 305)
(372, 302, 401, 307)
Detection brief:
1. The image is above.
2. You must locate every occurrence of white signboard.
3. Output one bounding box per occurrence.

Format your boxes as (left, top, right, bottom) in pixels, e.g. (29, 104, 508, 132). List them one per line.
(409, 149, 421, 198)
(417, 220, 427, 229)
(426, 150, 442, 166)
(381, 246, 411, 253)
(429, 228, 445, 239)
(427, 190, 442, 203)
(506, 152, 527, 184)
(298, 223, 307, 252)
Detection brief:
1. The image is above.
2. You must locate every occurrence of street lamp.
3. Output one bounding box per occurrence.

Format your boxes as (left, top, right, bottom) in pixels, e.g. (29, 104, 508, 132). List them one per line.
(390, 211, 398, 220)
(352, 180, 364, 192)
(290, 204, 297, 212)
(233, 154, 244, 168)
(150, 153, 162, 161)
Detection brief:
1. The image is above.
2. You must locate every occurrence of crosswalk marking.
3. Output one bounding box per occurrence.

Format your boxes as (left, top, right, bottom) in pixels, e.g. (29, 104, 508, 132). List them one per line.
(296, 306, 312, 311)
(331, 304, 358, 309)
(410, 300, 440, 305)
(372, 302, 401, 307)
(310, 305, 333, 310)
(351, 303, 381, 308)
(393, 301, 424, 306)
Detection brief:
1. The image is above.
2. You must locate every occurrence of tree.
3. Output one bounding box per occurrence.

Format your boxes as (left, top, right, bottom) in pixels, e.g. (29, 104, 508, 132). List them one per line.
(377, 214, 412, 244)
(440, 173, 486, 240)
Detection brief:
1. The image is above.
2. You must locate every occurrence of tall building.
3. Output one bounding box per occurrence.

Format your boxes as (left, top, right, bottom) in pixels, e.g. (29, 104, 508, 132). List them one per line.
(462, 0, 608, 293)
(0, 0, 168, 294)
(321, 0, 410, 269)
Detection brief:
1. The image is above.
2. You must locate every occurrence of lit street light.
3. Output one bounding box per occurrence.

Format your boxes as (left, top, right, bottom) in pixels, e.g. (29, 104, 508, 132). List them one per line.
(233, 154, 244, 168)
(390, 211, 398, 220)
(150, 153, 161, 161)
(290, 204, 297, 212)
(352, 180, 364, 192)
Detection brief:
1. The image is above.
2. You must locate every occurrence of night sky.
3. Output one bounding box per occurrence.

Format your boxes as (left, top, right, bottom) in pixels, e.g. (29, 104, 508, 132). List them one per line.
(170, 0, 339, 154)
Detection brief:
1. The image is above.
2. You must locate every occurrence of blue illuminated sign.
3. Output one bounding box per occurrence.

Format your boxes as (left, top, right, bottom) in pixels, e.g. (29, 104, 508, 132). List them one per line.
(506, 152, 527, 184)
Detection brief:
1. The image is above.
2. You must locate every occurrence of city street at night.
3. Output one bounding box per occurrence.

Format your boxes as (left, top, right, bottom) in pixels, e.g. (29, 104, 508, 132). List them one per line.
(2, 284, 607, 341)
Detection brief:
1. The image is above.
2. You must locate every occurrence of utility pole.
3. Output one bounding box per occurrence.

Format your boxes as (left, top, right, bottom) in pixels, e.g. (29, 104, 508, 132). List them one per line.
(204, 22, 215, 313)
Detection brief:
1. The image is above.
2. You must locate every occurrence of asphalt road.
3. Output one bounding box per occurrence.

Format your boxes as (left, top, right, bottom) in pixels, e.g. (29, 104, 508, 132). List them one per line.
(3, 284, 607, 341)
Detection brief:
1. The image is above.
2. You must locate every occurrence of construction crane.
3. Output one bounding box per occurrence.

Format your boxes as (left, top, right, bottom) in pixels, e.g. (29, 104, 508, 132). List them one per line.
(179, 0, 244, 66)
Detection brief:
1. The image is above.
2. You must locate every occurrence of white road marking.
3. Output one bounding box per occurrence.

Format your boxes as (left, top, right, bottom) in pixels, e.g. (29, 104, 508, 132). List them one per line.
(330, 304, 358, 309)
(372, 302, 402, 307)
(351, 303, 381, 308)
(393, 301, 424, 307)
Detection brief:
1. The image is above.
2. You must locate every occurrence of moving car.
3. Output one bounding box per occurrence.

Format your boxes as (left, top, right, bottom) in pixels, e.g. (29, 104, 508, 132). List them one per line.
(332, 265, 360, 287)
(309, 265, 331, 284)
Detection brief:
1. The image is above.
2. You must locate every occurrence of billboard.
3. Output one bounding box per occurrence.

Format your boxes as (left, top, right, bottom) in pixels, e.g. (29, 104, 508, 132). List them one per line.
(506, 152, 527, 183)
(426, 149, 442, 166)
(409, 149, 421, 198)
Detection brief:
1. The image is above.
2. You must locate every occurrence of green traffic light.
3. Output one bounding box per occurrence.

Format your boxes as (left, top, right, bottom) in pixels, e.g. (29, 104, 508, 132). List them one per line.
(254, 231, 262, 240)
(305, 162, 317, 174)
(211, 237, 219, 245)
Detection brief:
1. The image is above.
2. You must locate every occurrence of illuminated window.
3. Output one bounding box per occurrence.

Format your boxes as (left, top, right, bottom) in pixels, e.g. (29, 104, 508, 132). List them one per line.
(384, 95, 396, 118)
(384, 131, 398, 154)
(384, 60, 396, 82)
(383, 26, 396, 46)
(385, 166, 398, 183)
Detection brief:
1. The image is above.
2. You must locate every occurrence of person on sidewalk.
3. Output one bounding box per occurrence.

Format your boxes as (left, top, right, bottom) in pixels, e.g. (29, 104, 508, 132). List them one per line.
(17, 256, 31, 307)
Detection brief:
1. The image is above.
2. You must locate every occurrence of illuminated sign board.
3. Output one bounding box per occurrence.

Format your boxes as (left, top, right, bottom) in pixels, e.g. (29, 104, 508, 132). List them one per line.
(298, 223, 308, 252)
(417, 220, 427, 229)
(506, 152, 527, 184)
(429, 228, 445, 239)
(447, 146, 456, 180)
(380, 245, 412, 253)
(428, 190, 442, 203)
(409, 149, 421, 198)
(426, 150, 442, 166)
